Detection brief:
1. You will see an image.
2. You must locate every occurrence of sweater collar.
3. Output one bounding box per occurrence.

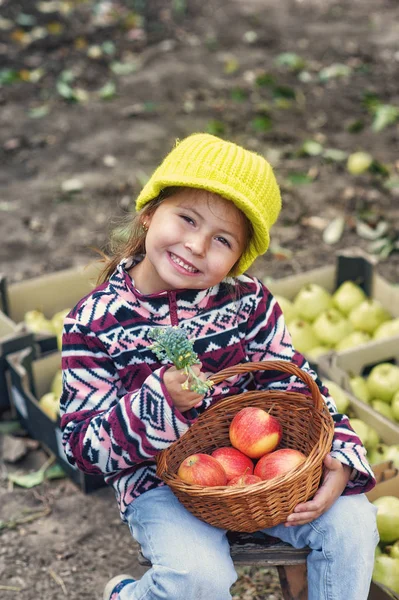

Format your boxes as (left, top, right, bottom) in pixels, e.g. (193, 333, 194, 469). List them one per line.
(109, 257, 216, 312)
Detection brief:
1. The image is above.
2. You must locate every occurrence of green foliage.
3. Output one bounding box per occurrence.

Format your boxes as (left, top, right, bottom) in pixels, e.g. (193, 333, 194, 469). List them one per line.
(372, 104, 399, 132)
(149, 326, 213, 394)
(251, 115, 272, 132)
(206, 120, 226, 136)
(274, 52, 306, 72)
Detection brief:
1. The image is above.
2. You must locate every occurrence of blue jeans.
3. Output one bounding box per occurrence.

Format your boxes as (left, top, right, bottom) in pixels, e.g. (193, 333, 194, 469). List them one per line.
(118, 486, 378, 600)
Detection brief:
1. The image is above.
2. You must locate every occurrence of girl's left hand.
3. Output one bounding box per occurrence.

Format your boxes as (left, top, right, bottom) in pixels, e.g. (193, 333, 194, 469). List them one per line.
(284, 454, 352, 527)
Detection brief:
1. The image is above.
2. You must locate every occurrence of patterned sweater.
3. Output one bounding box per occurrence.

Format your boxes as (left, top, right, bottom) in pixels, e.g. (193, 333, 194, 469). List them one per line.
(60, 258, 375, 521)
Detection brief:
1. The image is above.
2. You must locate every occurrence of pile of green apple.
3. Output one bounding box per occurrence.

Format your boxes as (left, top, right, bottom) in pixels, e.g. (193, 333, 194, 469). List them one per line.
(275, 281, 399, 361)
(322, 378, 399, 467)
(372, 494, 399, 594)
(24, 308, 70, 350)
(38, 369, 62, 421)
(348, 362, 399, 426)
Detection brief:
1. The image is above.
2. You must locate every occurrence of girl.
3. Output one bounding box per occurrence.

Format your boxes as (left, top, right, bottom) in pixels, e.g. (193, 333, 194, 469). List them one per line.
(60, 133, 378, 600)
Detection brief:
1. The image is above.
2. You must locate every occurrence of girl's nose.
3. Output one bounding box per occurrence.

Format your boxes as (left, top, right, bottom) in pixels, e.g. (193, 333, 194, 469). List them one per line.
(184, 236, 207, 256)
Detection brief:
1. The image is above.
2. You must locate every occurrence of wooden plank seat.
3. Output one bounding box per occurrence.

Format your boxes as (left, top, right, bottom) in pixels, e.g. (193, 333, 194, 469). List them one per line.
(137, 531, 309, 600)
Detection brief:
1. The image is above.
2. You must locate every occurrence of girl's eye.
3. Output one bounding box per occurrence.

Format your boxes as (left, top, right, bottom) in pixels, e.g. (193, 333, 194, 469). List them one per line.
(215, 236, 231, 248)
(180, 215, 195, 225)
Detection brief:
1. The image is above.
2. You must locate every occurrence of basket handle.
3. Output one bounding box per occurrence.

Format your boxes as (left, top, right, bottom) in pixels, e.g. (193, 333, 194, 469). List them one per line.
(209, 360, 324, 412)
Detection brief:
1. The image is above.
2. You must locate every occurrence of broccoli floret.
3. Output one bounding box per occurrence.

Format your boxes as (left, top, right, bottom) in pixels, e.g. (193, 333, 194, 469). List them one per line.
(148, 326, 214, 395)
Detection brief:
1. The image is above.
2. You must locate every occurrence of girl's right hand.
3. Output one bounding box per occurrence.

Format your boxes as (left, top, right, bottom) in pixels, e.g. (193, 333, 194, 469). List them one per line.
(163, 365, 206, 413)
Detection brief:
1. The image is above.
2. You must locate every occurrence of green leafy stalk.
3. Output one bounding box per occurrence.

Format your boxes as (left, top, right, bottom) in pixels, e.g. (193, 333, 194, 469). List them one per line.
(148, 326, 214, 395)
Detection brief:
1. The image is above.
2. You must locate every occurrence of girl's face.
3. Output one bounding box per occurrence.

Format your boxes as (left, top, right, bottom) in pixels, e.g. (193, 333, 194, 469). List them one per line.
(133, 188, 247, 294)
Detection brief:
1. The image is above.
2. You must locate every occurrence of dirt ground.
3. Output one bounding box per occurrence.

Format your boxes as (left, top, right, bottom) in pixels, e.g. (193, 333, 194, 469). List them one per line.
(0, 0, 399, 598)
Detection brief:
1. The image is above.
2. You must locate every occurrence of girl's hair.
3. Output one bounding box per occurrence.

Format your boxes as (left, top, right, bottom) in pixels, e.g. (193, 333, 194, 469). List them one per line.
(96, 186, 253, 285)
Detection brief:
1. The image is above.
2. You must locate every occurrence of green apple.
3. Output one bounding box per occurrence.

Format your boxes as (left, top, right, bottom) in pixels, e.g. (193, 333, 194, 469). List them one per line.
(322, 378, 350, 413)
(274, 295, 297, 324)
(388, 541, 399, 559)
(373, 496, 399, 543)
(374, 318, 399, 340)
(367, 443, 389, 465)
(392, 390, 399, 421)
(373, 554, 399, 593)
(38, 392, 59, 421)
(347, 151, 373, 175)
(335, 331, 371, 352)
(365, 425, 380, 451)
(293, 284, 333, 323)
(371, 400, 395, 420)
(385, 445, 399, 468)
(348, 299, 391, 334)
(51, 370, 63, 399)
(305, 346, 330, 361)
(51, 308, 70, 336)
(287, 318, 320, 354)
(24, 310, 55, 335)
(349, 418, 370, 446)
(367, 363, 399, 403)
(312, 308, 353, 347)
(332, 281, 366, 316)
(349, 376, 371, 403)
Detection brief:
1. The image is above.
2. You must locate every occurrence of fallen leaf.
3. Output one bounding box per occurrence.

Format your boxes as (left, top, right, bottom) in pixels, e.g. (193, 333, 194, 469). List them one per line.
(301, 216, 329, 230)
(61, 178, 84, 193)
(269, 245, 293, 260)
(274, 52, 306, 71)
(319, 63, 351, 81)
(322, 216, 345, 244)
(28, 105, 50, 119)
(356, 220, 389, 240)
(98, 81, 116, 100)
(372, 104, 399, 132)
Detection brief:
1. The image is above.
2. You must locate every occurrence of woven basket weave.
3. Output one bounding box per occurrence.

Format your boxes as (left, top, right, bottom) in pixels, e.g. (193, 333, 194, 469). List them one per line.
(157, 360, 334, 533)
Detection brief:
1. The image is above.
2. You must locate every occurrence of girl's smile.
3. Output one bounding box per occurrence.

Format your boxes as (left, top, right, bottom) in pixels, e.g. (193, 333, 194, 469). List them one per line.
(129, 188, 248, 294)
(168, 251, 200, 275)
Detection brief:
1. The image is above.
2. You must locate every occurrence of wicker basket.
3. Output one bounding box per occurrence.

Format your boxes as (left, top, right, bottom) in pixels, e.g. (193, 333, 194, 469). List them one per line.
(156, 360, 334, 533)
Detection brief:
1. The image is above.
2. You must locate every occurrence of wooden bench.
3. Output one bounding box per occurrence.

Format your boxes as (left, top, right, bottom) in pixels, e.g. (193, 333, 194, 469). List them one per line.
(138, 531, 309, 600)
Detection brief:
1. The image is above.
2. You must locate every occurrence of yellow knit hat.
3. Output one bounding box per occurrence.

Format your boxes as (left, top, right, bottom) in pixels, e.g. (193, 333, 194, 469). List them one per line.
(136, 133, 282, 274)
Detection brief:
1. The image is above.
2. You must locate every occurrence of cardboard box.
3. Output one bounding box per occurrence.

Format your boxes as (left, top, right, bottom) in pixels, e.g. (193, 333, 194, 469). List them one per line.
(266, 248, 399, 371)
(0, 311, 34, 411)
(6, 346, 105, 493)
(368, 469, 399, 503)
(0, 261, 101, 408)
(372, 461, 398, 486)
(319, 337, 399, 445)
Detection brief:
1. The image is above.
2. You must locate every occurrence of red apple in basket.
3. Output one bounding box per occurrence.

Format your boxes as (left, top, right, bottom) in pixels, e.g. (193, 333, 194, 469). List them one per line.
(229, 407, 282, 459)
(227, 471, 262, 487)
(211, 447, 254, 481)
(254, 448, 307, 481)
(177, 453, 227, 486)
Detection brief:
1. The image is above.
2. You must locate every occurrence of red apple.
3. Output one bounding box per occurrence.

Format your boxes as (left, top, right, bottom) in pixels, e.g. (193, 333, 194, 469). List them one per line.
(229, 407, 282, 459)
(211, 447, 254, 481)
(254, 448, 306, 481)
(177, 453, 227, 486)
(227, 472, 262, 487)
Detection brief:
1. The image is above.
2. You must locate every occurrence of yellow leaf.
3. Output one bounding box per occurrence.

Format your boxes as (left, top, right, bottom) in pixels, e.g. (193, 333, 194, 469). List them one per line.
(10, 29, 30, 45)
(74, 37, 87, 50)
(47, 22, 64, 35)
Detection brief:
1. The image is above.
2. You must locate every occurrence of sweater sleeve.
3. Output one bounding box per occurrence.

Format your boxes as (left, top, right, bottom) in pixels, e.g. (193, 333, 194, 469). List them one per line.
(243, 278, 376, 495)
(60, 318, 193, 476)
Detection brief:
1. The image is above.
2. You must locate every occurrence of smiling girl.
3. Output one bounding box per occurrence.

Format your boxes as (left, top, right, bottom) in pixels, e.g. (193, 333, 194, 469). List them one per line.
(60, 133, 377, 600)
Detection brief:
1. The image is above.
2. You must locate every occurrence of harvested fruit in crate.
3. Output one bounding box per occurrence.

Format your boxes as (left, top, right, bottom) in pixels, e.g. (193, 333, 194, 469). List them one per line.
(38, 368, 62, 421)
(274, 280, 397, 360)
